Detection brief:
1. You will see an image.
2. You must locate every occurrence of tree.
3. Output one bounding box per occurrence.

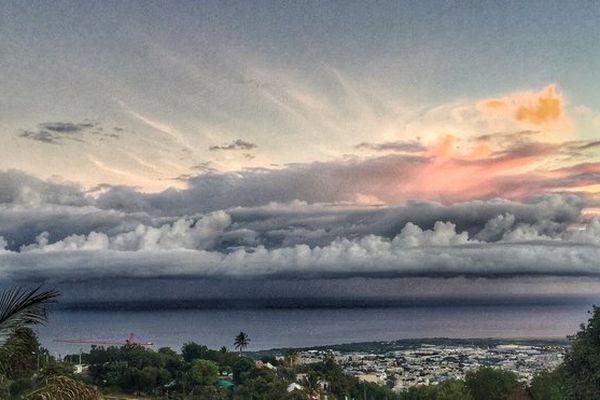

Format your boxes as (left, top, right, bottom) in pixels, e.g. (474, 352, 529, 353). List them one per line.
(232, 357, 255, 385)
(234, 332, 250, 355)
(529, 369, 563, 400)
(0, 328, 41, 379)
(182, 342, 210, 363)
(400, 385, 437, 400)
(436, 379, 473, 400)
(284, 349, 299, 369)
(120, 367, 145, 394)
(158, 346, 182, 376)
(465, 367, 519, 400)
(561, 305, 600, 399)
(285, 389, 308, 400)
(233, 370, 287, 400)
(189, 359, 219, 387)
(301, 372, 321, 399)
(0, 287, 59, 343)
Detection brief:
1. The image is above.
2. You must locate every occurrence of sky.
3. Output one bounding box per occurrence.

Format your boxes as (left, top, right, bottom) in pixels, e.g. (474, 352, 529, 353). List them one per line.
(2, 0, 600, 303)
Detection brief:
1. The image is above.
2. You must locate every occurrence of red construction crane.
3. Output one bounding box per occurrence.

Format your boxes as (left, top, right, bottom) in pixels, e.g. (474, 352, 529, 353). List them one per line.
(54, 332, 153, 347)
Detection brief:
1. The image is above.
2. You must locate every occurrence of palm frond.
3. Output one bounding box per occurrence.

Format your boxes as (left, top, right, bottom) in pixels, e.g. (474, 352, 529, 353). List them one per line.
(0, 286, 59, 337)
(25, 376, 103, 400)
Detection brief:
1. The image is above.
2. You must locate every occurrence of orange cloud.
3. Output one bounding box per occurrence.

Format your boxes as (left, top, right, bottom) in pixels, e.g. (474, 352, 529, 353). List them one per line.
(480, 99, 507, 110)
(469, 142, 493, 159)
(478, 84, 568, 129)
(514, 85, 561, 124)
(430, 134, 456, 157)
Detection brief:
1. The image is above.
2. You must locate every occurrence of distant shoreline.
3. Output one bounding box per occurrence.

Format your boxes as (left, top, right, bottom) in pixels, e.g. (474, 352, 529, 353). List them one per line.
(252, 337, 571, 355)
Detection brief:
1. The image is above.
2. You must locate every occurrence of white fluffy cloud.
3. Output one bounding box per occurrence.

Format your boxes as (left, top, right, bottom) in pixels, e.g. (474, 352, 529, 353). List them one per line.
(392, 221, 473, 247)
(20, 212, 231, 252)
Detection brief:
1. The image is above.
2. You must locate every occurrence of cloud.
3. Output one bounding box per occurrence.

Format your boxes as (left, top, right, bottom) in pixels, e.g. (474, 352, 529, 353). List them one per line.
(4, 222, 600, 285)
(209, 139, 258, 151)
(94, 138, 600, 214)
(20, 211, 231, 252)
(1, 169, 600, 301)
(354, 140, 426, 153)
(0, 170, 89, 207)
(478, 84, 570, 130)
(17, 121, 122, 144)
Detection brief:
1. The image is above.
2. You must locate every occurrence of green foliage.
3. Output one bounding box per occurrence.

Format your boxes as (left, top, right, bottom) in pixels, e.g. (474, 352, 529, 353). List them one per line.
(232, 357, 256, 384)
(436, 379, 473, 400)
(300, 371, 321, 397)
(182, 342, 210, 362)
(189, 359, 219, 386)
(39, 357, 74, 380)
(285, 390, 308, 400)
(0, 327, 41, 379)
(529, 369, 564, 400)
(188, 385, 230, 399)
(8, 378, 35, 399)
(182, 341, 239, 367)
(158, 346, 183, 376)
(464, 367, 519, 400)
(561, 305, 600, 399)
(400, 385, 438, 400)
(232, 369, 287, 400)
(284, 348, 299, 369)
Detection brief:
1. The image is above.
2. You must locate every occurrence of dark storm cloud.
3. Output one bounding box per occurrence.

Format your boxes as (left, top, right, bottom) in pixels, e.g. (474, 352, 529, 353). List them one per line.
(4, 239, 600, 284)
(209, 139, 258, 151)
(1, 169, 599, 299)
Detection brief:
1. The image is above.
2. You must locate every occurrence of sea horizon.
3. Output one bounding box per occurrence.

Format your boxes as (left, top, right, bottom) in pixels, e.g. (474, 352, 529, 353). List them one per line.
(37, 298, 594, 356)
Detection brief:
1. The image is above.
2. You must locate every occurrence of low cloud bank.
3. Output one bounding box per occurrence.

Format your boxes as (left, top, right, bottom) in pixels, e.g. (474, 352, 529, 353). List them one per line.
(0, 170, 599, 291)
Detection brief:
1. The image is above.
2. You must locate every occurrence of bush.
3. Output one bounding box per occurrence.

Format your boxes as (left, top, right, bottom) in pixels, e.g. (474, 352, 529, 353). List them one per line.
(189, 359, 219, 386)
(529, 369, 563, 400)
(436, 379, 473, 400)
(9, 378, 35, 399)
(465, 367, 519, 400)
(561, 305, 600, 399)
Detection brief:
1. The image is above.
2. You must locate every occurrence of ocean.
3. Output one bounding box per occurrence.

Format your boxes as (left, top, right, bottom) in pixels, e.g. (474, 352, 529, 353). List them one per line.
(35, 299, 595, 356)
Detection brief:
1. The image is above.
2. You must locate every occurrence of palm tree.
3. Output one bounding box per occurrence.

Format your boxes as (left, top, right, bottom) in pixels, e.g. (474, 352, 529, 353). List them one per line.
(301, 372, 321, 399)
(284, 348, 299, 369)
(25, 376, 102, 400)
(0, 286, 59, 343)
(233, 332, 250, 355)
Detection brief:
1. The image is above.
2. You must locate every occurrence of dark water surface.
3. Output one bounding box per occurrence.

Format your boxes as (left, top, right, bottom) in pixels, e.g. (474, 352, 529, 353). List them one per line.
(36, 301, 593, 356)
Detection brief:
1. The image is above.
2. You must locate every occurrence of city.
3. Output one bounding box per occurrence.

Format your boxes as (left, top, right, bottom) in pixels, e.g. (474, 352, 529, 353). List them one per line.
(293, 341, 566, 392)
